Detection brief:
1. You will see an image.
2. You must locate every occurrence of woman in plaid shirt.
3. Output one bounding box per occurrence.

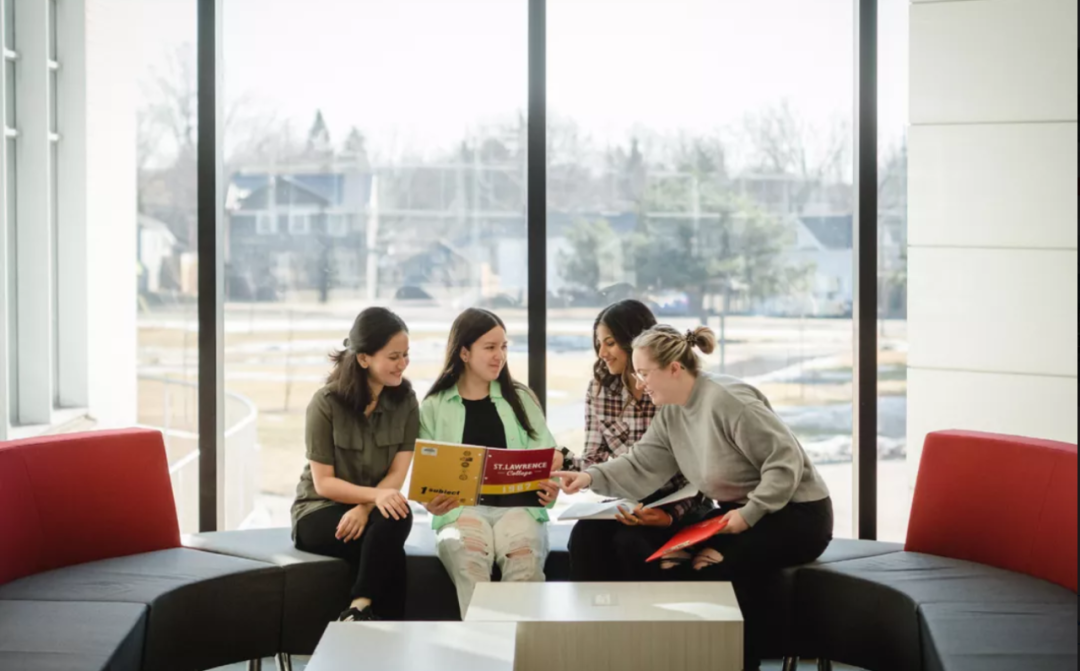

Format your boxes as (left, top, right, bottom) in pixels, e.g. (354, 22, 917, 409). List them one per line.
(567, 300, 710, 581)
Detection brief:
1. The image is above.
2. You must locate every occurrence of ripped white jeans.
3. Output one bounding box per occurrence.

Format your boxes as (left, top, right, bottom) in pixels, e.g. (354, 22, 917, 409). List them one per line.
(435, 506, 549, 617)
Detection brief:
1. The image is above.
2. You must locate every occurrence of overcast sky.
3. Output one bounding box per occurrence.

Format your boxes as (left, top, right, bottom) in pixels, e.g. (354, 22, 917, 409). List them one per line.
(136, 0, 909, 162)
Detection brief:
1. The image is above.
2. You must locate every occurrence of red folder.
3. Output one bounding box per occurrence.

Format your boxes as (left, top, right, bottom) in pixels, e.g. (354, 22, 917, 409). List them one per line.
(646, 515, 729, 562)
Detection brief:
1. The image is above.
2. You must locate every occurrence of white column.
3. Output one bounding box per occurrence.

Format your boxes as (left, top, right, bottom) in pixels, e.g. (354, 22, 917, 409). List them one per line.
(907, 0, 1079, 478)
(55, 0, 89, 408)
(0, 0, 12, 437)
(13, 0, 53, 425)
(83, 0, 136, 428)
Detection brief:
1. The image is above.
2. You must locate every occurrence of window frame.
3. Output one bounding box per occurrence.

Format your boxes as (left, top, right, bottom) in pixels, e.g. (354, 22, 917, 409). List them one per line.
(192, 0, 882, 537)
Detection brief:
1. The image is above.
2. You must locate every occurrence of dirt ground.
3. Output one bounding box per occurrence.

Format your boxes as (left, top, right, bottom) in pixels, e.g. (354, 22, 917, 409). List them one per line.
(138, 310, 908, 498)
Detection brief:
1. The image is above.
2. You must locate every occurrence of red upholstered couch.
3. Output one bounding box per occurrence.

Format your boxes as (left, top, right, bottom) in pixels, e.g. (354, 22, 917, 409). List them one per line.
(795, 430, 1078, 671)
(907, 430, 1077, 592)
(0, 429, 284, 671)
(5, 428, 1074, 670)
(0, 430, 181, 585)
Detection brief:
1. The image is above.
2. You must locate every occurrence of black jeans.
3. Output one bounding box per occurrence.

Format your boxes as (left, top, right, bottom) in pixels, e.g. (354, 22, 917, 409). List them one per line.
(568, 519, 676, 582)
(294, 503, 413, 620)
(673, 498, 834, 669)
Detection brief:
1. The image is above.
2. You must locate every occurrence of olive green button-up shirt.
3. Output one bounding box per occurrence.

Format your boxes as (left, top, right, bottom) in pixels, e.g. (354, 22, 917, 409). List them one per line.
(291, 385, 420, 532)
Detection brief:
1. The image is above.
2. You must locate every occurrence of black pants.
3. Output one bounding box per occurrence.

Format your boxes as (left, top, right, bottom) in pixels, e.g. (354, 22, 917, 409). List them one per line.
(568, 519, 675, 582)
(294, 503, 413, 620)
(673, 498, 834, 669)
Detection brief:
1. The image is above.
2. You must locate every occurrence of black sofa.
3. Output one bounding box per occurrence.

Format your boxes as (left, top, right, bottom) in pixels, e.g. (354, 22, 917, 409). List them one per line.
(3, 430, 1076, 671)
(188, 432, 1078, 671)
(0, 430, 285, 671)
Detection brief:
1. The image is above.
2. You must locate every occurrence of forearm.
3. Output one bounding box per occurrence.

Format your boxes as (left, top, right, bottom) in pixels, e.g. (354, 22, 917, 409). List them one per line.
(733, 404, 805, 526)
(375, 470, 407, 492)
(315, 477, 380, 505)
(580, 435, 607, 470)
(586, 456, 673, 501)
(740, 468, 798, 526)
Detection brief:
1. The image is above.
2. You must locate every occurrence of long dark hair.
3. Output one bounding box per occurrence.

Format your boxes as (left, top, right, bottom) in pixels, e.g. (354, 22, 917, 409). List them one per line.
(593, 299, 658, 393)
(425, 307, 537, 438)
(327, 307, 412, 416)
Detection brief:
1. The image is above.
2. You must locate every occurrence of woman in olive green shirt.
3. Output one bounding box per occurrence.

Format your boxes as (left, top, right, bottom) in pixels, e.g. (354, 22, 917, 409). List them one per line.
(291, 307, 419, 622)
(419, 308, 562, 616)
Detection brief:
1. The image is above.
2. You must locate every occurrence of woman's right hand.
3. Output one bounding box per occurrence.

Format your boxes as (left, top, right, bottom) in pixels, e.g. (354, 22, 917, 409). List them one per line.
(424, 494, 461, 517)
(335, 504, 370, 542)
(373, 488, 411, 521)
(552, 470, 592, 494)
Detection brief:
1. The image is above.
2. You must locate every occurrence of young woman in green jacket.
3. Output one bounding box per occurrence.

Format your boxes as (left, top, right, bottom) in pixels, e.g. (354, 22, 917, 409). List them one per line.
(419, 308, 561, 616)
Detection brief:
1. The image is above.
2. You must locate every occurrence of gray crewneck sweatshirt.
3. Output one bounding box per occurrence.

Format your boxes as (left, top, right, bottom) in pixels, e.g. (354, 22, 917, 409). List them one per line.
(584, 372, 830, 527)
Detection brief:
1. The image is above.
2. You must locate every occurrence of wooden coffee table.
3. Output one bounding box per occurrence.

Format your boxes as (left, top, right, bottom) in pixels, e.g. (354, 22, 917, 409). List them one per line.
(306, 622, 518, 671)
(465, 581, 744, 671)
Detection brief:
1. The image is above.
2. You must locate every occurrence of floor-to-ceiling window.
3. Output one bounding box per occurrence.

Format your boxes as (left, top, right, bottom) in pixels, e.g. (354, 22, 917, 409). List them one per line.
(162, 0, 897, 536)
(135, 1, 200, 532)
(877, 0, 909, 542)
(0, 0, 905, 539)
(220, 0, 529, 528)
(547, 0, 858, 536)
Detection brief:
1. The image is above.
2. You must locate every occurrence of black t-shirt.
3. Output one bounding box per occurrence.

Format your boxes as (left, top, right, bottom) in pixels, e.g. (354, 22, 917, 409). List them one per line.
(461, 397, 508, 449)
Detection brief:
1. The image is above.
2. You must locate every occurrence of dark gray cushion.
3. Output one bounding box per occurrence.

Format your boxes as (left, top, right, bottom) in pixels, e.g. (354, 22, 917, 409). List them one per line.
(404, 535, 461, 621)
(0, 548, 283, 671)
(812, 538, 904, 565)
(0, 600, 147, 671)
(403, 520, 573, 620)
(545, 522, 572, 581)
(185, 521, 573, 643)
(187, 527, 353, 654)
(810, 551, 1076, 604)
(920, 601, 1079, 671)
(754, 539, 904, 660)
(795, 551, 1077, 671)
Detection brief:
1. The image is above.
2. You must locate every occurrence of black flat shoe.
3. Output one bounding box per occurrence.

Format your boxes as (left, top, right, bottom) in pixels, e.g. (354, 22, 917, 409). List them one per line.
(338, 606, 379, 622)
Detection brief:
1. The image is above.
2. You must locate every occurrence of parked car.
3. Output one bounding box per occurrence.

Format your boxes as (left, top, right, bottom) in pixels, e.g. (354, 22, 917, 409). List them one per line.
(598, 282, 638, 304)
(646, 290, 691, 316)
(477, 293, 520, 309)
(394, 285, 435, 301)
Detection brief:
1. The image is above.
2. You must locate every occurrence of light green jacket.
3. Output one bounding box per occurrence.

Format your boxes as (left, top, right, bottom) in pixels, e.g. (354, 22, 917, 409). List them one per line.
(419, 381, 557, 530)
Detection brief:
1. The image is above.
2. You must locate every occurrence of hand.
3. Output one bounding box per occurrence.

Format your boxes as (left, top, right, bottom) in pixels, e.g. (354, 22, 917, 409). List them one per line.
(552, 471, 591, 494)
(423, 494, 460, 517)
(615, 504, 673, 528)
(335, 504, 370, 542)
(716, 509, 749, 535)
(374, 488, 411, 521)
(537, 479, 560, 506)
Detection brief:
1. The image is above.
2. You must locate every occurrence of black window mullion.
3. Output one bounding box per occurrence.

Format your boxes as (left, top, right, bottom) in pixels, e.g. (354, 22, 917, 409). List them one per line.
(854, 0, 878, 540)
(197, 0, 224, 533)
(527, 0, 547, 410)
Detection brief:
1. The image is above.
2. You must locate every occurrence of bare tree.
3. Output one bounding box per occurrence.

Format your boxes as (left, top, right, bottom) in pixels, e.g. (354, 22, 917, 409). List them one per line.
(741, 100, 851, 212)
(137, 42, 289, 246)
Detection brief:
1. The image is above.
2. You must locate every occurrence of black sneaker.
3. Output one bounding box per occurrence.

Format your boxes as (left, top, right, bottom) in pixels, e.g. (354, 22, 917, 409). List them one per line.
(338, 606, 379, 622)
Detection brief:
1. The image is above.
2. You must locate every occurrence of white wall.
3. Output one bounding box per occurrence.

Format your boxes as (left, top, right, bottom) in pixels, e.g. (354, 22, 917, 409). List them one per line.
(907, 0, 1078, 478)
(84, 0, 138, 428)
(1, 0, 136, 438)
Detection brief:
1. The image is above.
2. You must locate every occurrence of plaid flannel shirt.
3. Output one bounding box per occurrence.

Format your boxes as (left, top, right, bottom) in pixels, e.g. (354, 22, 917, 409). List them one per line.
(569, 377, 706, 521)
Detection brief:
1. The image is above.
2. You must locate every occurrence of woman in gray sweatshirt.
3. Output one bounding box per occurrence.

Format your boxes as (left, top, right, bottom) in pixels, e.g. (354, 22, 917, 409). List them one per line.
(555, 324, 833, 669)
